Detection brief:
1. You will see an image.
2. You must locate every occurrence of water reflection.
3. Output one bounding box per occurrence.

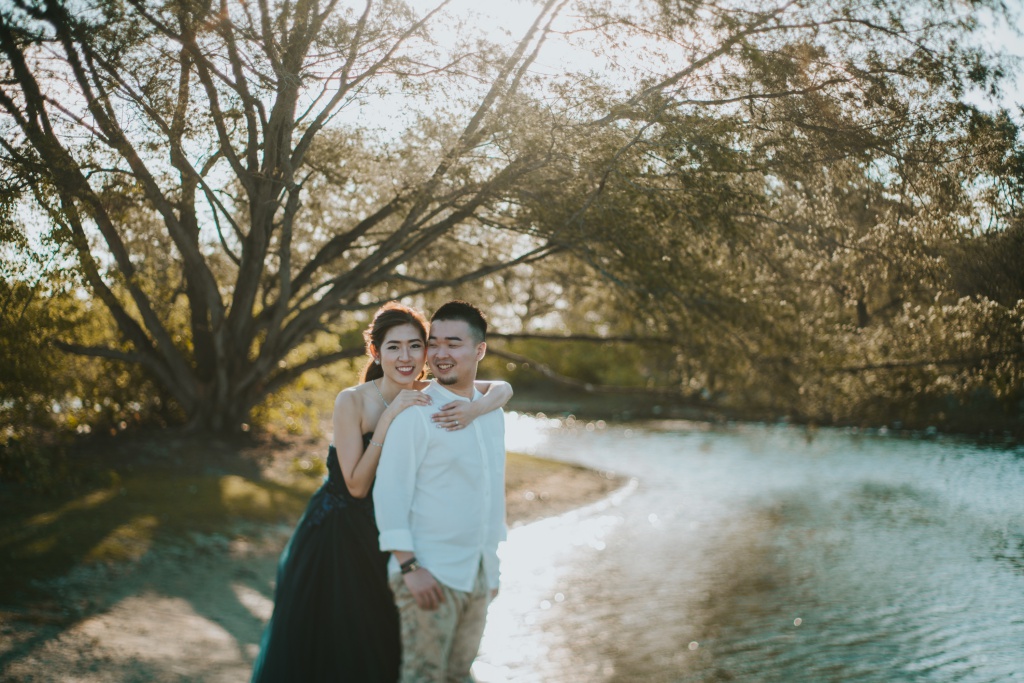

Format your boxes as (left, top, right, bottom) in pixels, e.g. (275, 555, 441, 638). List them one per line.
(479, 415, 1024, 682)
(476, 472, 637, 682)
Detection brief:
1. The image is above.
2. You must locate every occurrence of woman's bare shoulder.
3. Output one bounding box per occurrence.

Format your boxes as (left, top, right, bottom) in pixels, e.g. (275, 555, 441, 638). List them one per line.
(333, 385, 375, 438)
(334, 384, 366, 409)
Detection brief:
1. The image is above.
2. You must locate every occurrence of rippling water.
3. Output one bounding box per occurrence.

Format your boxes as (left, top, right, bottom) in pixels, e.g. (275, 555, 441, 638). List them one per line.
(477, 415, 1024, 682)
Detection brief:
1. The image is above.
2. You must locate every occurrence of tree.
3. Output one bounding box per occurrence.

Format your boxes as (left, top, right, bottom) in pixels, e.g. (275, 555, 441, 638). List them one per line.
(495, 0, 1024, 425)
(0, 0, 1014, 432)
(0, 0, 573, 430)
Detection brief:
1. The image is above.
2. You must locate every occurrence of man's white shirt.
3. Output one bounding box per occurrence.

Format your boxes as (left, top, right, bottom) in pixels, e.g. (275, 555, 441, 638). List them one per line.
(373, 380, 507, 592)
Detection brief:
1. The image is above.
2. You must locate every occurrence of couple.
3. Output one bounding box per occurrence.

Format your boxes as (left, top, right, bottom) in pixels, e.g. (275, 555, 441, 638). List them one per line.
(251, 300, 510, 683)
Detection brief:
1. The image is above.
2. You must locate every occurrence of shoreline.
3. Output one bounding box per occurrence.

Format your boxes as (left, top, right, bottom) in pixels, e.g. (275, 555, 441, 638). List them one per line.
(505, 391, 1024, 445)
(0, 431, 628, 682)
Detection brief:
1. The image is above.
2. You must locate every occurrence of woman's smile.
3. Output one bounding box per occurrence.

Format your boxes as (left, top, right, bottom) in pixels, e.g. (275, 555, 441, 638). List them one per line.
(394, 363, 419, 377)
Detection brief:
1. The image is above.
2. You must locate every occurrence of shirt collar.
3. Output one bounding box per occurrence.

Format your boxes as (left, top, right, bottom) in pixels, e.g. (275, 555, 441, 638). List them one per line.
(429, 379, 480, 402)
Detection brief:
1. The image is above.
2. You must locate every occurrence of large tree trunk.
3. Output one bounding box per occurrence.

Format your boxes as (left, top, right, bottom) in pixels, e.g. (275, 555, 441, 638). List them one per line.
(184, 383, 250, 433)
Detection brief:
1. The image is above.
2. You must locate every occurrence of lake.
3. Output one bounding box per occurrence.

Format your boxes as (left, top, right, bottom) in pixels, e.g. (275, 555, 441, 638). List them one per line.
(475, 414, 1024, 682)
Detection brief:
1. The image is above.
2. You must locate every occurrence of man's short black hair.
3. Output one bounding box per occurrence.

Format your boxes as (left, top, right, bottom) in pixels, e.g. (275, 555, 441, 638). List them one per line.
(430, 300, 487, 343)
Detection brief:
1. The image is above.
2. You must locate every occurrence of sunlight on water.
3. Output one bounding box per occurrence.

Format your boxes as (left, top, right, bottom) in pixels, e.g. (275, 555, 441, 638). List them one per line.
(503, 411, 556, 454)
(475, 419, 638, 683)
(482, 417, 1024, 682)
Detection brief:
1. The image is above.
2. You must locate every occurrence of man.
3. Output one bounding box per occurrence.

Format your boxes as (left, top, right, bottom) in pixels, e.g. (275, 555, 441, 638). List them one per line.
(373, 300, 507, 682)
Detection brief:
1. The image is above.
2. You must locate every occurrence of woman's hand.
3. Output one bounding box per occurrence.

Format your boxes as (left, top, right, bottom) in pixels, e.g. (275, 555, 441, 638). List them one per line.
(388, 389, 432, 416)
(431, 400, 478, 431)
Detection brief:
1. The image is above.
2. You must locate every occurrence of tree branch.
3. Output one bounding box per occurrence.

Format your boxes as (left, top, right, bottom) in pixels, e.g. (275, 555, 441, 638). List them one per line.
(487, 346, 694, 400)
(490, 332, 673, 345)
(51, 340, 147, 364)
(836, 352, 1023, 373)
(254, 347, 366, 401)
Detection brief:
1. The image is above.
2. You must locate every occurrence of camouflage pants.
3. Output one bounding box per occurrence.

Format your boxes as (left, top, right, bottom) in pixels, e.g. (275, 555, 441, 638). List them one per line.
(389, 563, 490, 683)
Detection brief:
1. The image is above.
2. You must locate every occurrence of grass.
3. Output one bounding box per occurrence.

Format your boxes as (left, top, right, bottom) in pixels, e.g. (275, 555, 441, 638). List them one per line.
(0, 465, 321, 605)
(0, 429, 626, 609)
(0, 428, 325, 605)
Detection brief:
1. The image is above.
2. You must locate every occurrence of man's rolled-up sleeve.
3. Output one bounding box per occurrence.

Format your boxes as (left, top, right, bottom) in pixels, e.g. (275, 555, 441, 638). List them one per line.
(373, 409, 425, 552)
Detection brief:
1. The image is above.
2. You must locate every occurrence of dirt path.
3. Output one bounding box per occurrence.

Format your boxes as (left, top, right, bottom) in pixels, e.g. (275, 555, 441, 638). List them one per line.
(1, 457, 626, 683)
(1, 524, 283, 683)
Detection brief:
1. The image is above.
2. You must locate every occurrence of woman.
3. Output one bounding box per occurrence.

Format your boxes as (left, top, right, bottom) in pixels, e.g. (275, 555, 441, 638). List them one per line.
(250, 302, 512, 682)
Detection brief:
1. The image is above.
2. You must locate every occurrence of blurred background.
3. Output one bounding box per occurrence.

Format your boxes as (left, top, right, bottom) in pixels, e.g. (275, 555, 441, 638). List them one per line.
(1, 0, 1023, 679)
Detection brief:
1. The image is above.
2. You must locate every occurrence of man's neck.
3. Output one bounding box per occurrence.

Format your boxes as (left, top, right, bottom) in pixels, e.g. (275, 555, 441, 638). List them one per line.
(436, 378, 476, 399)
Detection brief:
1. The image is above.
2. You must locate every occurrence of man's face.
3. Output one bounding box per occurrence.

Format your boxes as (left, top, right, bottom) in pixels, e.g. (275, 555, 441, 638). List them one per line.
(427, 319, 485, 388)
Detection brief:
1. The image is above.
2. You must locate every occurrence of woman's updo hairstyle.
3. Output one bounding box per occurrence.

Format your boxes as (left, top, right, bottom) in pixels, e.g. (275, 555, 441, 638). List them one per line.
(360, 302, 428, 383)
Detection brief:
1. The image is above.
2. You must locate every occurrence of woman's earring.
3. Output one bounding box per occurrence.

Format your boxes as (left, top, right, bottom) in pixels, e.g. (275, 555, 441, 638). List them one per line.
(374, 358, 380, 365)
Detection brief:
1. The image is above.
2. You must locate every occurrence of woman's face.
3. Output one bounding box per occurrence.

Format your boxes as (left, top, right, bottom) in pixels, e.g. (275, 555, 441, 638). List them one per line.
(377, 323, 426, 383)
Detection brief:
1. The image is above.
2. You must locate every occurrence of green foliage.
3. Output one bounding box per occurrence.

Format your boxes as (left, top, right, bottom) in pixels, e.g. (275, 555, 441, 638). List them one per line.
(1, 217, 78, 488)
(249, 327, 365, 436)
(1, 0, 1022, 446)
(0, 244, 181, 488)
(251, 356, 361, 438)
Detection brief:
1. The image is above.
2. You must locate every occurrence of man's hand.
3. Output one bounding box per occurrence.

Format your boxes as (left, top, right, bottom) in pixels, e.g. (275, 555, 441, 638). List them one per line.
(403, 567, 445, 611)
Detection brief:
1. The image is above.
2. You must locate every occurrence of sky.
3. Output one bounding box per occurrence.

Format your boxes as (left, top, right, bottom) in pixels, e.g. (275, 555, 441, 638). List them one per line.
(974, 0, 1024, 112)
(407, 0, 1024, 114)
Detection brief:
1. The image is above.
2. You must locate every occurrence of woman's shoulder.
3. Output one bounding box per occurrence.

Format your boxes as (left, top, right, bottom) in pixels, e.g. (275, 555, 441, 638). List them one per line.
(333, 384, 377, 436)
(334, 383, 369, 410)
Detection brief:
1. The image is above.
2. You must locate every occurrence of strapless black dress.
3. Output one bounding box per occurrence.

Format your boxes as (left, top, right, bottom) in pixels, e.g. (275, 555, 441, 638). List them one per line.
(250, 438, 400, 682)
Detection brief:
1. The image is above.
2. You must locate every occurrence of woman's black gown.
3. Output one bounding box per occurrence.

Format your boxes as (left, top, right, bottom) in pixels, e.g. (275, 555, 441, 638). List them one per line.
(250, 437, 400, 682)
